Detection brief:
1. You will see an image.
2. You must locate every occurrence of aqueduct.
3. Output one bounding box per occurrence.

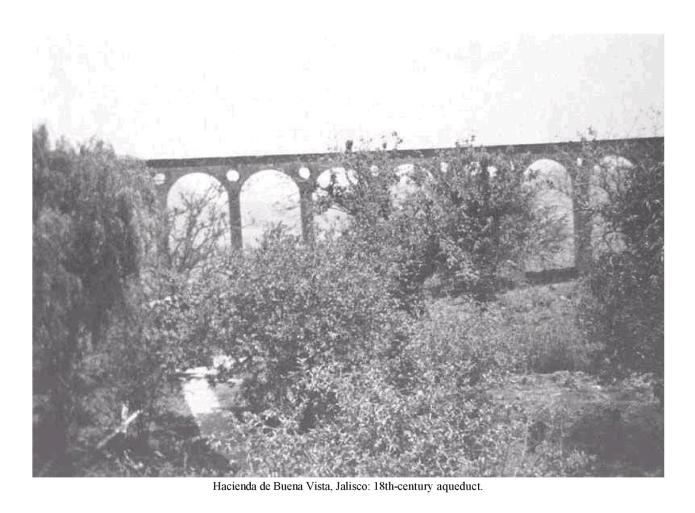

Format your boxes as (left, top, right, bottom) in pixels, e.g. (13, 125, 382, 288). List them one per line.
(147, 136, 663, 274)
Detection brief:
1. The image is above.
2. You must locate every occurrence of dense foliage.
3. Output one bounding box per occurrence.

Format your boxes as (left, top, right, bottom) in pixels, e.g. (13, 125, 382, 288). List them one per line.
(32, 127, 214, 475)
(33, 126, 156, 474)
(412, 146, 540, 299)
(579, 140, 664, 390)
(316, 140, 552, 304)
(204, 228, 413, 423)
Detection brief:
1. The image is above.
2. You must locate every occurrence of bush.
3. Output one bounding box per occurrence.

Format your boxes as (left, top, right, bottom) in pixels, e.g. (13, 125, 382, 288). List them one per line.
(211, 290, 613, 477)
(583, 252, 663, 380)
(211, 292, 544, 477)
(218, 360, 525, 477)
(203, 227, 412, 425)
(578, 140, 663, 385)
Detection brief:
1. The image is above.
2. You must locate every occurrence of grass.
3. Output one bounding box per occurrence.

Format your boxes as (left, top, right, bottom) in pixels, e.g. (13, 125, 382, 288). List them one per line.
(494, 281, 661, 475)
(489, 371, 662, 476)
(498, 281, 602, 373)
(417, 280, 662, 476)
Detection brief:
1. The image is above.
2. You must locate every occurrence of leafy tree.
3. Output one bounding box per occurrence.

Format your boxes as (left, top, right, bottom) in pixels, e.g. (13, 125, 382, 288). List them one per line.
(412, 145, 540, 299)
(579, 139, 664, 388)
(33, 126, 155, 474)
(314, 136, 437, 311)
(316, 138, 544, 302)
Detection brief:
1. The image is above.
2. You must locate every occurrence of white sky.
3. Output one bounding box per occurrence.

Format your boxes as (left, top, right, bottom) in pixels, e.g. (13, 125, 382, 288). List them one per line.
(31, 6, 665, 246)
(33, 18, 663, 159)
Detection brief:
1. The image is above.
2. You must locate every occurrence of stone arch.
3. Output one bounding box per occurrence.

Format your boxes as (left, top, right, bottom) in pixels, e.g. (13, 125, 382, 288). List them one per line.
(590, 155, 634, 256)
(165, 172, 231, 266)
(524, 158, 575, 272)
(240, 169, 302, 248)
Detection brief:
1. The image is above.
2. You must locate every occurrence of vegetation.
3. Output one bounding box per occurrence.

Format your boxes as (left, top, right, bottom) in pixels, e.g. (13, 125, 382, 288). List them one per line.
(166, 182, 231, 280)
(33, 127, 156, 474)
(32, 127, 663, 477)
(578, 137, 664, 395)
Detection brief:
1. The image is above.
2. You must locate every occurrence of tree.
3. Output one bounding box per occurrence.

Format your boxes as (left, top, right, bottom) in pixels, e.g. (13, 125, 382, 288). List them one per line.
(412, 144, 539, 299)
(579, 138, 664, 388)
(315, 138, 544, 302)
(33, 126, 155, 474)
(166, 182, 231, 280)
(313, 135, 437, 311)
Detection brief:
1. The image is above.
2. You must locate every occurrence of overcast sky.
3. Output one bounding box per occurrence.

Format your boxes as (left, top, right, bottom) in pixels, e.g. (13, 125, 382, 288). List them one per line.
(33, 28, 662, 160)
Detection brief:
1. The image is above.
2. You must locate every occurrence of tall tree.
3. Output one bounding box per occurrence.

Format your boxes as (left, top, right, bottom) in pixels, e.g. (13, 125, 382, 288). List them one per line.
(33, 127, 154, 475)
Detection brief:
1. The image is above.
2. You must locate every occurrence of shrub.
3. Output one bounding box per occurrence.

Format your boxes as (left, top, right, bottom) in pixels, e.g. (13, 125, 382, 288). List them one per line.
(218, 362, 526, 476)
(578, 139, 663, 385)
(204, 227, 412, 424)
(212, 293, 537, 477)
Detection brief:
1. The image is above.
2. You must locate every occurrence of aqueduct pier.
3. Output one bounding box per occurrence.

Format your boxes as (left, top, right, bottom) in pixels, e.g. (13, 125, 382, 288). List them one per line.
(146, 136, 663, 273)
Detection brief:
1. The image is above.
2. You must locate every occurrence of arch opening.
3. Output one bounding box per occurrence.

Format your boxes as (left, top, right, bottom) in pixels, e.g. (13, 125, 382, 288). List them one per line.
(391, 163, 420, 206)
(166, 172, 231, 273)
(313, 167, 353, 238)
(590, 155, 634, 256)
(524, 159, 575, 272)
(240, 169, 302, 248)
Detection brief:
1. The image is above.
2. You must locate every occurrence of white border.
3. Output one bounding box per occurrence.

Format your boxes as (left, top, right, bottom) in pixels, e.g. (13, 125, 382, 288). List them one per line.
(5, 1, 690, 510)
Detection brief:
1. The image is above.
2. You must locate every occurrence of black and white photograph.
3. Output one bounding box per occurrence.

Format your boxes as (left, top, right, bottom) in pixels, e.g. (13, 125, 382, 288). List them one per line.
(14, 0, 688, 508)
